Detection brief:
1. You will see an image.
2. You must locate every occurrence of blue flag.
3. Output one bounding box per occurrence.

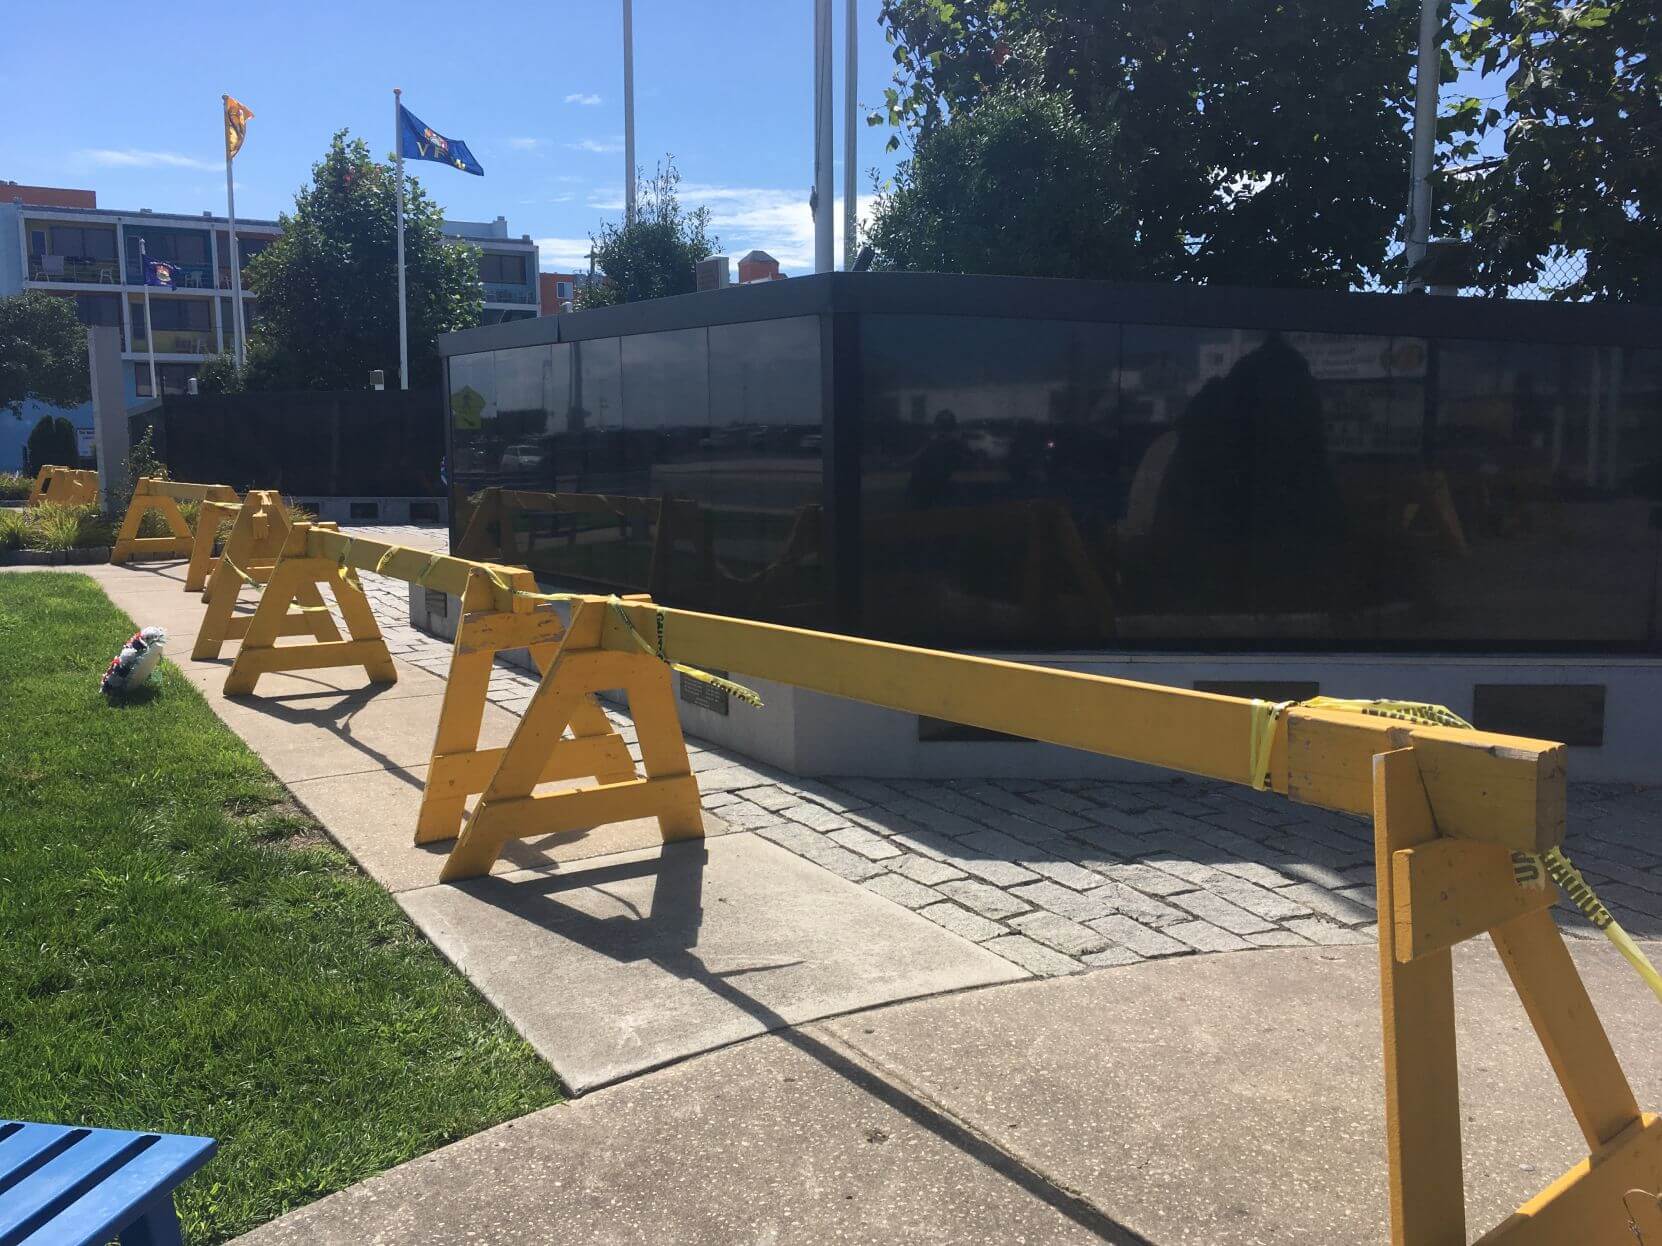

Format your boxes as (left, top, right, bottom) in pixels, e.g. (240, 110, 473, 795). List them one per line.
(399, 105, 484, 176)
(144, 259, 175, 288)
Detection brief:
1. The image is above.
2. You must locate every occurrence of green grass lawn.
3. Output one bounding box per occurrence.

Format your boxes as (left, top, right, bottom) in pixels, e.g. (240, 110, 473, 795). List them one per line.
(0, 573, 562, 1243)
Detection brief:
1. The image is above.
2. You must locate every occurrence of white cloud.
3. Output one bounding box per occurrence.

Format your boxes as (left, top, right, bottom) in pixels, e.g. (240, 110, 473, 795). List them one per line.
(77, 148, 217, 171)
(680, 184, 878, 274)
(536, 237, 595, 270)
(564, 93, 602, 106)
(568, 137, 623, 154)
(507, 137, 544, 152)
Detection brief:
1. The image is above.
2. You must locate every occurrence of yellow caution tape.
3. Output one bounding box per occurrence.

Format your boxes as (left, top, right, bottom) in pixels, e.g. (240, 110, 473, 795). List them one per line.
(220, 555, 255, 585)
(1536, 846, 1662, 1006)
(1246, 692, 1659, 1006)
(606, 595, 763, 708)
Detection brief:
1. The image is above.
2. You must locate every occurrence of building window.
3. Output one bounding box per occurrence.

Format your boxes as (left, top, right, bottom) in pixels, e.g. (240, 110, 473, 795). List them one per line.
(135, 363, 197, 398)
(137, 231, 210, 265)
(48, 225, 117, 260)
(72, 294, 121, 326)
(556, 281, 573, 299)
(480, 253, 527, 284)
(137, 299, 212, 331)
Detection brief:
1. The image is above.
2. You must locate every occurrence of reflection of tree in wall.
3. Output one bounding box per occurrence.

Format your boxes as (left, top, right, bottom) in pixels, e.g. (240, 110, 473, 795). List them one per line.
(1140, 335, 1355, 613)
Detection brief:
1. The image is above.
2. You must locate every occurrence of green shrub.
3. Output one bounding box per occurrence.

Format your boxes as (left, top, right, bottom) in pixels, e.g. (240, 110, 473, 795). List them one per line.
(0, 509, 25, 551)
(20, 503, 112, 552)
(0, 472, 32, 501)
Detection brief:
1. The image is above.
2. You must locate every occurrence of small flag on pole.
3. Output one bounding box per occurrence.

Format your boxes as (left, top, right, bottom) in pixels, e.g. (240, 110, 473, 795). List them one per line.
(398, 105, 484, 176)
(224, 95, 254, 160)
(144, 259, 176, 288)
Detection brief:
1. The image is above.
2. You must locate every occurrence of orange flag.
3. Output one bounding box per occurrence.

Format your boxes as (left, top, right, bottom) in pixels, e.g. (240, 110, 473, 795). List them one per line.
(224, 95, 254, 160)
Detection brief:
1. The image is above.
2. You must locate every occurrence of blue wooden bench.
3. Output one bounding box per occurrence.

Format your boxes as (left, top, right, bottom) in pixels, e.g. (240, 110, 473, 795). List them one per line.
(0, 1120, 215, 1246)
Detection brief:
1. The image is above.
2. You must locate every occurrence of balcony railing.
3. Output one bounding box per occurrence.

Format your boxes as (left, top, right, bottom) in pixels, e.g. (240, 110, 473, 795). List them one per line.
(28, 256, 119, 284)
(130, 328, 214, 355)
(124, 259, 217, 289)
(484, 282, 538, 305)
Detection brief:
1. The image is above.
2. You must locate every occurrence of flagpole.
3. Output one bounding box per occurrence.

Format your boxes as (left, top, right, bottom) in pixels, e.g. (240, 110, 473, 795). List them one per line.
(813, 0, 834, 274)
(394, 87, 409, 390)
(622, 0, 636, 222)
(843, 0, 857, 269)
(139, 238, 158, 399)
(222, 94, 246, 367)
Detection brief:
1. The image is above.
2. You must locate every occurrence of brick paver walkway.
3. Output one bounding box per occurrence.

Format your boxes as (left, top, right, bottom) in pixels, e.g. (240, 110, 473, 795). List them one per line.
(342, 524, 1662, 978)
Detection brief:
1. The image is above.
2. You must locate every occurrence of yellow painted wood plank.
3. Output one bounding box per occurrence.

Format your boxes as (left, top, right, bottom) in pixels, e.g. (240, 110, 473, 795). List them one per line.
(1411, 727, 1566, 855)
(1374, 748, 1466, 1246)
(598, 600, 1562, 842)
(1489, 906, 1640, 1150)
(1391, 839, 1555, 961)
(233, 639, 393, 675)
(1473, 1113, 1662, 1245)
(427, 735, 634, 797)
(454, 606, 566, 655)
(457, 774, 696, 855)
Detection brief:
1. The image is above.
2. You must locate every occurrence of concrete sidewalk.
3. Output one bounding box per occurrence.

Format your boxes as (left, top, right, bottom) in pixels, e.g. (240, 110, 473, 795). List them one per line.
(234, 937, 1661, 1246)
(76, 559, 1024, 1095)
(46, 558, 1662, 1243)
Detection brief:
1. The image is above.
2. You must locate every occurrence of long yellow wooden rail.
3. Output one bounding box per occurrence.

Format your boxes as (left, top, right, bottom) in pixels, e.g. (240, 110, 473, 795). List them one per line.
(167, 518, 1656, 1244)
(27, 465, 100, 507)
(110, 476, 240, 564)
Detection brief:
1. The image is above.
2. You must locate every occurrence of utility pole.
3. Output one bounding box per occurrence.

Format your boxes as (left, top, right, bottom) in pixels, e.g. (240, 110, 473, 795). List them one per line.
(1403, 0, 1442, 290)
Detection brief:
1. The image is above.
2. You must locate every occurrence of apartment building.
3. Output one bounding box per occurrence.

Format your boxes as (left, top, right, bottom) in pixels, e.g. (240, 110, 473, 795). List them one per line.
(0, 182, 539, 469)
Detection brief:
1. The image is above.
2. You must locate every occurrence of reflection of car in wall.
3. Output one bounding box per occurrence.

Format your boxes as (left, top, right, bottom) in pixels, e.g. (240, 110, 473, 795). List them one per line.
(963, 429, 1009, 463)
(500, 444, 545, 471)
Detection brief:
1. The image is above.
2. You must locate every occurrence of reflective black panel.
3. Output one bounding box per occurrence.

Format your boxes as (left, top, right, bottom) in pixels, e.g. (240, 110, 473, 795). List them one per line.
(443, 280, 1662, 652)
(447, 317, 830, 626)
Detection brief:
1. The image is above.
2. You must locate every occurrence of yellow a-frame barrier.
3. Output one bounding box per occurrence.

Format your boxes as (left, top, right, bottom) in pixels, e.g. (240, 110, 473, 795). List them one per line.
(110, 477, 239, 564)
(172, 520, 1659, 1242)
(27, 465, 99, 507)
(414, 566, 635, 844)
(183, 498, 243, 593)
(220, 521, 396, 694)
(192, 492, 343, 661)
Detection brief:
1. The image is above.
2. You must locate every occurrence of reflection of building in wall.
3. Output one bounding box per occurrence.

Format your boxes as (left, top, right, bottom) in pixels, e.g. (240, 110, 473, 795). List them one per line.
(438, 275, 1662, 781)
(1, 182, 538, 469)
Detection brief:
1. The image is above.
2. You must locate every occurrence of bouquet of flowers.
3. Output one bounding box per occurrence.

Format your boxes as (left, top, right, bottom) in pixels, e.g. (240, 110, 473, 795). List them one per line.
(101, 626, 167, 697)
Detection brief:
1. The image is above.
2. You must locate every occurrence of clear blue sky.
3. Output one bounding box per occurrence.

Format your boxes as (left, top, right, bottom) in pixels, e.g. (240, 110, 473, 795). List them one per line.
(0, 0, 905, 275)
(2, 3, 1496, 278)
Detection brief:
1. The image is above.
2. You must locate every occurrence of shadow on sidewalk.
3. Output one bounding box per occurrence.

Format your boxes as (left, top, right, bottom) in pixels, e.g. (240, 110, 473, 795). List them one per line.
(452, 841, 1153, 1245)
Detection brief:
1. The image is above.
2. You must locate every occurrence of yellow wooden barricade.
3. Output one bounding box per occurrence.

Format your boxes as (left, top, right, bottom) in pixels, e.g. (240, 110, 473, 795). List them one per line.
(27, 465, 99, 507)
(110, 477, 239, 564)
(188, 516, 1660, 1243)
(192, 492, 344, 661)
(183, 498, 243, 593)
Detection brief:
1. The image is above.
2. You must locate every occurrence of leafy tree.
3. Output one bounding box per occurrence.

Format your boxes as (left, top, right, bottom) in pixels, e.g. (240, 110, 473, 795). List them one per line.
(194, 353, 246, 395)
(24, 416, 78, 474)
(867, 85, 1137, 278)
(0, 291, 91, 419)
(1445, 0, 1660, 300)
(872, 0, 1420, 289)
(244, 131, 482, 389)
(578, 158, 717, 307)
